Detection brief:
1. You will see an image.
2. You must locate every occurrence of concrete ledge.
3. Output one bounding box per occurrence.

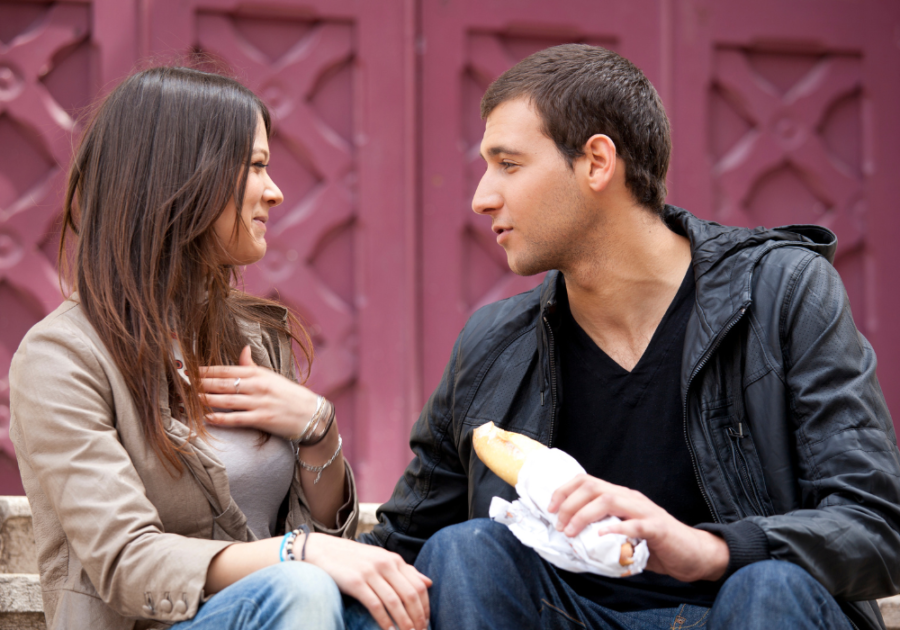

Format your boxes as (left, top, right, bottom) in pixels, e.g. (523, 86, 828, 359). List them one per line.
(357, 502, 379, 537)
(0, 498, 36, 575)
(0, 613, 46, 630)
(881, 595, 900, 629)
(0, 575, 41, 614)
(0, 574, 44, 630)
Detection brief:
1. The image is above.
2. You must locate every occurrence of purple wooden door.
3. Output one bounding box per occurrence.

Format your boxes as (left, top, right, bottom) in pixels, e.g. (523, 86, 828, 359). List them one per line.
(1, 0, 898, 498)
(667, 0, 900, 424)
(0, 0, 139, 494)
(419, 0, 666, 399)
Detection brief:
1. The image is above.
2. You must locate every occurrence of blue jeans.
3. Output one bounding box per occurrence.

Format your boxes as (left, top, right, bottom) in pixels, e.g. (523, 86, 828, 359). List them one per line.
(414, 519, 852, 630)
(169, 562, 381, 630)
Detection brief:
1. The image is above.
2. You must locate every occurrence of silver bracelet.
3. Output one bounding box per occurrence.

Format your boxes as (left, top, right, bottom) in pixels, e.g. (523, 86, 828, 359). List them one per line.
(297, 435, 343, 484)
(301, 395, 327, 441)
(287, 395, 325, 444)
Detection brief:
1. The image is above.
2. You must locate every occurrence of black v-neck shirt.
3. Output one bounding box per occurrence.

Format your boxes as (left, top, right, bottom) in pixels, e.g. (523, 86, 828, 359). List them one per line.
(553, 268, 721, 611)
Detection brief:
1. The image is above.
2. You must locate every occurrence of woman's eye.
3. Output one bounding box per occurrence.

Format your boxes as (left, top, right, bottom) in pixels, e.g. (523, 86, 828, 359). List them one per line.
(252, 162, 268, 169)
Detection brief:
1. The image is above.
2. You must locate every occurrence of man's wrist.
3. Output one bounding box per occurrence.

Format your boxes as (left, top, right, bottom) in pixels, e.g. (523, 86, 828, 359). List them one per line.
(696, 520, 771, 581)
(700, 530, 730, 581)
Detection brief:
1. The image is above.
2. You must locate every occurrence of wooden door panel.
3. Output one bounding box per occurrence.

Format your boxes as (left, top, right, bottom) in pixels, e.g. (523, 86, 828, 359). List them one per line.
(0, 0, 138, 494)
(669, 0, 900, 427)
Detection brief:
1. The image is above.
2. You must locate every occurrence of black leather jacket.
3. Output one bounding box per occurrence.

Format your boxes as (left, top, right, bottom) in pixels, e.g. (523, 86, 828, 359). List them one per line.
(362, 207, 900, 630)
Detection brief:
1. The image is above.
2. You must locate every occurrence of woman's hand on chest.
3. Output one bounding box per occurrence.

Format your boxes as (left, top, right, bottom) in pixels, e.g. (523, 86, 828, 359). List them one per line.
(199, 345, 320, 438)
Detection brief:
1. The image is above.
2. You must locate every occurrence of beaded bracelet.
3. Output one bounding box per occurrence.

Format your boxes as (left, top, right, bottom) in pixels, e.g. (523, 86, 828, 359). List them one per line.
(279, 529, 299, 562)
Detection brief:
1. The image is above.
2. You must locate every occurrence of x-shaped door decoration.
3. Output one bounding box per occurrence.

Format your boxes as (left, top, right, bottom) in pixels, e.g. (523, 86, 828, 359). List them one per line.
(0, 4, 90, 460)
(196, 14, 357, 396)
(712, 49, 864, 252)
(0, 4, 87, 313)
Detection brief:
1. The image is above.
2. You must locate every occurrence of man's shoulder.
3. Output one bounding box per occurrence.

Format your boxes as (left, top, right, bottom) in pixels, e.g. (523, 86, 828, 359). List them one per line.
(456, 276, 547, 355)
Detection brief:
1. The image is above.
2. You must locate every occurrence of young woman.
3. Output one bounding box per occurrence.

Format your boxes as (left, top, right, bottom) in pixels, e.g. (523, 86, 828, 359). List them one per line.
(8, 67, 430, 630)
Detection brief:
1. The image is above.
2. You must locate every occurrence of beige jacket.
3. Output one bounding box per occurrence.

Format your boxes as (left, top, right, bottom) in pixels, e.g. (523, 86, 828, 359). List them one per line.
(9, 298, 359, 629)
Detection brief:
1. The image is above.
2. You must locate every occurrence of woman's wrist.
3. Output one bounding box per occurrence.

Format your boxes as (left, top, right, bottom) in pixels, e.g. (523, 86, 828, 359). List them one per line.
(295, 418, 339, 458)
(288, 396, 335, 446)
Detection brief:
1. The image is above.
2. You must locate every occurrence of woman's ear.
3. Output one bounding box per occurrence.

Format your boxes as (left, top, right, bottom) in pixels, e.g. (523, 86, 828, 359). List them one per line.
(582, 134, 618, 193)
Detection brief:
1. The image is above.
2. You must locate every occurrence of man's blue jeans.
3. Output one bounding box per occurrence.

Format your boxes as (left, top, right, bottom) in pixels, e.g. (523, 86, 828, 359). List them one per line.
(169, 562, 380, 630)
(414, 519, 853, 630)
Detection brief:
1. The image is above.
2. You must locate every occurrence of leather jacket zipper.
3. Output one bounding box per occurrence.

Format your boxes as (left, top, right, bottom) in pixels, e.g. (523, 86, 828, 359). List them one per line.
(682, 302, 750, 523)
(728, 423, 766, 516)
(543, 314, 559, 447)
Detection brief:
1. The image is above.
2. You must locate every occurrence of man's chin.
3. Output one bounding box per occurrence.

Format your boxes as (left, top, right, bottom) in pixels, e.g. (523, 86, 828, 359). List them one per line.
(507, 255, 552, 277)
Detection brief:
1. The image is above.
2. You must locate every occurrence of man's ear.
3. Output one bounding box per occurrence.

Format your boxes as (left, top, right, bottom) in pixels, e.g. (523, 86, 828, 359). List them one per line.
(582, 134, 618, 193)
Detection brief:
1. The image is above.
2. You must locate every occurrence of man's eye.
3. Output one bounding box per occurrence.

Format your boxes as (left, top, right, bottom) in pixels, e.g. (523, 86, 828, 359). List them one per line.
(500, 161, 517, 170)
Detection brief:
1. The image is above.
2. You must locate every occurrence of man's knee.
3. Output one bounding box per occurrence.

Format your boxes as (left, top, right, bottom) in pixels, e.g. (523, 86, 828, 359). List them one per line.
(415, 518, 518, 569)
(710, 560, 850, 629)
(720, 559, 822, 599)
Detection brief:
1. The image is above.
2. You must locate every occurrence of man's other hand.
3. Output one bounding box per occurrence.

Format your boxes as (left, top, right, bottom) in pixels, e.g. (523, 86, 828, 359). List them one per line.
(548, 474, 729, 582)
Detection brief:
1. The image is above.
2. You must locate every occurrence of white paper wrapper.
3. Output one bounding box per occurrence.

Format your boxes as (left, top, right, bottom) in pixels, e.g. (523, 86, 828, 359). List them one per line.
(488, 448, 649, 578)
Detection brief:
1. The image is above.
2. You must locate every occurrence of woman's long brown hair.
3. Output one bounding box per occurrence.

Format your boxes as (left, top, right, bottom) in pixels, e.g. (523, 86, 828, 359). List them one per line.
(60, 67, 312, 472)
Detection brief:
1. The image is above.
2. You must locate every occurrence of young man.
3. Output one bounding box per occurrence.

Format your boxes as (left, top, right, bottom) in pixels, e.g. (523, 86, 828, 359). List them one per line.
(360, 44, 900, 629)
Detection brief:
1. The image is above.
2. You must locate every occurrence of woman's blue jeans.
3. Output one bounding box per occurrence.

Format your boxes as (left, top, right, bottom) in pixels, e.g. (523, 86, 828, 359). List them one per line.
(414, 518, 853, 630)
(169, 562, 380, 630)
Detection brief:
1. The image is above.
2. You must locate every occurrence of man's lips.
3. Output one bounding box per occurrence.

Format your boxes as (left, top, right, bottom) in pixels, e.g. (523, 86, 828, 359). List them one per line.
(493, 225, 512, 244)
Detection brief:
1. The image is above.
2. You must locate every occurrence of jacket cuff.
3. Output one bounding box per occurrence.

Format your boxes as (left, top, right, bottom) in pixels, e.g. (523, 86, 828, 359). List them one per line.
(696, 519, 770, 581)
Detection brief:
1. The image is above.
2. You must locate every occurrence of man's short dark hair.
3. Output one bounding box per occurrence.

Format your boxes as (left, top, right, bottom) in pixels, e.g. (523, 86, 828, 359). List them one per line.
(481, 44, 671, 214)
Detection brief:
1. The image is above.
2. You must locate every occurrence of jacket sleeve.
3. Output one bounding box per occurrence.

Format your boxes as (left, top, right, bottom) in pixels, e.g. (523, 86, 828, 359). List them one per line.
(10, 323, 234, 622)
(749, 253, 900, 600)
(358, 337, 470, 564)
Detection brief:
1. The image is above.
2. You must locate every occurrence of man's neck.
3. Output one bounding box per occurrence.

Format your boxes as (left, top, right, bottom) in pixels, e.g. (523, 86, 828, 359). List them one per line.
(562, 207, 692, 372)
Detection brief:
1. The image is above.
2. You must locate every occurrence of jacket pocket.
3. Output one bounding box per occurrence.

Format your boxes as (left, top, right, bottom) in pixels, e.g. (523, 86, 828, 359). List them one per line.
(704, 400, 774, 519)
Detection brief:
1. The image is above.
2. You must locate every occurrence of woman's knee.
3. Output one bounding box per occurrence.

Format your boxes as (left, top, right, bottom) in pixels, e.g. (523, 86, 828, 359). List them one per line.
(268, 561, 341, 603)
(246, 562, 343, 625)
(180, 563, 343, 630)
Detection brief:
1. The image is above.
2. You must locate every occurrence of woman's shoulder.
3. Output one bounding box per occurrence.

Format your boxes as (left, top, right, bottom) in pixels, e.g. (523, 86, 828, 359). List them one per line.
(14, 296, 110, 371)
(21, 295, 94, 343)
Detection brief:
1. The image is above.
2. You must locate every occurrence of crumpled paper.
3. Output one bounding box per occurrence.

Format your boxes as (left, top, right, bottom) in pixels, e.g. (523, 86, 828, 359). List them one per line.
(488, 447, 649, 578)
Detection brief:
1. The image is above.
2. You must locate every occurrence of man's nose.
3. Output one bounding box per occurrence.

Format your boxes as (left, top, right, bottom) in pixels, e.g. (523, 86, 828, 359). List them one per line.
(472, 173, 502, 215)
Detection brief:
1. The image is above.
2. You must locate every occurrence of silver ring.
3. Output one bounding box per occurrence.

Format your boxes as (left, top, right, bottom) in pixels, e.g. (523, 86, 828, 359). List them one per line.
(234, 377, 241, 395)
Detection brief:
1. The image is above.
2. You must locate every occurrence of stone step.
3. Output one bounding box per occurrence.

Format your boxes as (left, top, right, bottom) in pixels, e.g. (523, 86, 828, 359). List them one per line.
(0, 575, 43, 630)
(2, 497, 899, 629)
(0, 498, 36, 576)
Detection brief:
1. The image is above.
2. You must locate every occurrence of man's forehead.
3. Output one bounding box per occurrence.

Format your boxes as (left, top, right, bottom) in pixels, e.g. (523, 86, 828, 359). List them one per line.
(481, 98, 545, 155)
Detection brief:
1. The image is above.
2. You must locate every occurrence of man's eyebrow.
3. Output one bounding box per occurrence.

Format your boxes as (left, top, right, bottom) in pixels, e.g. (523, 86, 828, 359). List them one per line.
(480, 146, 524, 161)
